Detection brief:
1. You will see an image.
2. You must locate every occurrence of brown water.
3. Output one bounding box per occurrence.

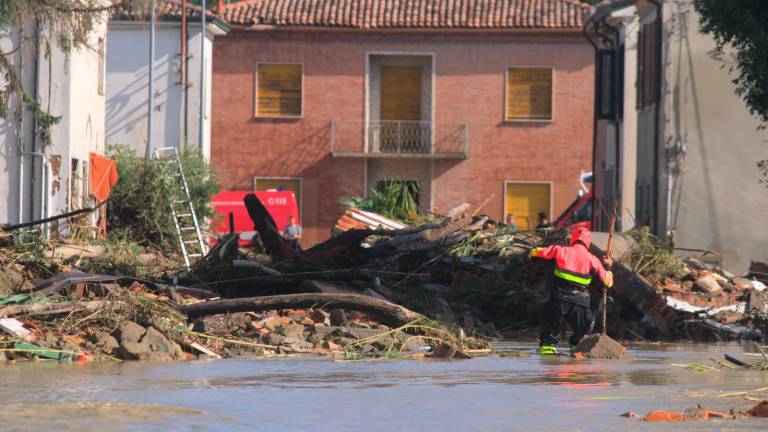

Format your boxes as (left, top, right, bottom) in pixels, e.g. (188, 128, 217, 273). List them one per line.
(1, 342, 767, 431)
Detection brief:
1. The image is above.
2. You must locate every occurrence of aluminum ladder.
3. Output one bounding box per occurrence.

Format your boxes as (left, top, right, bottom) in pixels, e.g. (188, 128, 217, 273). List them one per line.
(154, 147, 207, 270)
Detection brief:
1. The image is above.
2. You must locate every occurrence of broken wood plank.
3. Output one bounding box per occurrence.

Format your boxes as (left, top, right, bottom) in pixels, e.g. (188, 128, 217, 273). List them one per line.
(180, 293, 423, 328)
(0, 300, 114, 318)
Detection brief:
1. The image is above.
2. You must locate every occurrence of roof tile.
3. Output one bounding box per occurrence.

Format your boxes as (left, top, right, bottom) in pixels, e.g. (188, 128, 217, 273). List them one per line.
(221, 0, 589, 29)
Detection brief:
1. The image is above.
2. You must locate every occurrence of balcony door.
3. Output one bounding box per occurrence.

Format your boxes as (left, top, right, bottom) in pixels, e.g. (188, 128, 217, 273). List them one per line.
(379, 66, 423, 153)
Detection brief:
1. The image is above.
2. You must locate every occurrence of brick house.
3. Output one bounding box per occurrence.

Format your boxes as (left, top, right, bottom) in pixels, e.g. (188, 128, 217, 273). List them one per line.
(212, 0, 595, 246)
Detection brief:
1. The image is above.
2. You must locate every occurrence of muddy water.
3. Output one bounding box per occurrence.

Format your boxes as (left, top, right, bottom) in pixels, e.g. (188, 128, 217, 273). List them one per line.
(2, 343, 767, 431)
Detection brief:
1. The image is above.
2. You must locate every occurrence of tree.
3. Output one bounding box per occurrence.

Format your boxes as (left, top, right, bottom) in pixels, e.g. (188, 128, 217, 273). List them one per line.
(0, 1, 143, 125)
(694, 1, 768, 183)
(694, 0, 768, 125)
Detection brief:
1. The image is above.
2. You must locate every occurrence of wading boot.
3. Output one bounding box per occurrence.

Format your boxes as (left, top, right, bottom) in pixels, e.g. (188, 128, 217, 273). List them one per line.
(539, 345, 558, 355)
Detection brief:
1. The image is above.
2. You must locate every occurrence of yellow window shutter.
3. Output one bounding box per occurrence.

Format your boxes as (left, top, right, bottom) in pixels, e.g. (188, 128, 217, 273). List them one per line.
(505, 183, 551, 229)
(380, 66, 422, 121)
(257, 64, 302, 117)
(506, 68, 553, 120)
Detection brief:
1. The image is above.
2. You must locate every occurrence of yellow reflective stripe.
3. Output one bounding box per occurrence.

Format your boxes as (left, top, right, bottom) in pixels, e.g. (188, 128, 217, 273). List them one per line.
(553, 268, 592, 286)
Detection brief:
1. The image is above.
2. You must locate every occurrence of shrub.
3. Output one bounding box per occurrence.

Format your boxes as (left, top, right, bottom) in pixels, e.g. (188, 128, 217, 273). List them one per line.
(339, 180, 420, 222)
(107, 145, 219, 251)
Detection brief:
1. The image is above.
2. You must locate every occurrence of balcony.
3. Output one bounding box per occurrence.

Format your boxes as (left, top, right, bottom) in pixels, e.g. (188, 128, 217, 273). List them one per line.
(331, 120, 469, 159)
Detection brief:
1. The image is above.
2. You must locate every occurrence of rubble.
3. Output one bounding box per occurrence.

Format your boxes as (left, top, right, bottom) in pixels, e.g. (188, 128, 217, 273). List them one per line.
(573, 334, 632, 360)
(1, 193, 768, 365)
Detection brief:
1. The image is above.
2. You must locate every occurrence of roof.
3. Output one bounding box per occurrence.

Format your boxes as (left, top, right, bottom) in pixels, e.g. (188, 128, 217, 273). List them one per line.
(220, 0, 590, 30)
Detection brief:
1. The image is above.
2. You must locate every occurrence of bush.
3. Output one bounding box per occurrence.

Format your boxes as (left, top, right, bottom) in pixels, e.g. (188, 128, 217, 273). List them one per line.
(339, 180, 420, 222)
(107, 145, 219, 251)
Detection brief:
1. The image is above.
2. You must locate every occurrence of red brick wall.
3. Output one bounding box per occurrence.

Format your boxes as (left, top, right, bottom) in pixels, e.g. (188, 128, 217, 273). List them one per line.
(212, 30, 594, 246)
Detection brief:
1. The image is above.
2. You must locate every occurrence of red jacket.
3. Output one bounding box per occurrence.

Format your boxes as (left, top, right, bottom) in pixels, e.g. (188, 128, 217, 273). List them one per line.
(530, 243, 612, 288)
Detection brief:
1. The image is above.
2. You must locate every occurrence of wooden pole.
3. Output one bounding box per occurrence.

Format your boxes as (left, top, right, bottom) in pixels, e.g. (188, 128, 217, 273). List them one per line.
(603, 200, 618, 335)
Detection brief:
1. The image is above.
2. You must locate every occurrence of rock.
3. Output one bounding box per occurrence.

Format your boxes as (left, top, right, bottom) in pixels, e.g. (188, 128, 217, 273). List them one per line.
(142, 327, 183, 358)
(330, 309, 348, 326)
(0, 267, 25, 296)
(430, 343, 471, 359)
(695, 274, 723, 295)
(266, 333, 286, 346)
(115, 321, 146, 344)
(89, 331, 120, 353)
(732, 277, 754, 291)
(573, 333, 632, 360)
(309, 309, 330, 325)
(283, 338, 313, 350)
(119, 341, 149, 360)
(282, 323, 305, 340)
(749, 289, 768, 316)
(324, 340, 341, 350)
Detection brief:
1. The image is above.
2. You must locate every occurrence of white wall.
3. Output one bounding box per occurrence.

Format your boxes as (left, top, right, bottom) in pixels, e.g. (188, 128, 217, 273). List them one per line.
(106, 21, 216, 159)
(0, 13, 107, 228)
(662, 1, 768, 273)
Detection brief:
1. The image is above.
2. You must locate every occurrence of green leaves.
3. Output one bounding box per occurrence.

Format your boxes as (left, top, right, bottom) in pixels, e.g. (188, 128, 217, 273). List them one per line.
(107, 145, 220, 252)
(695, 0, 768, 125)
(339, 180, 420, 222)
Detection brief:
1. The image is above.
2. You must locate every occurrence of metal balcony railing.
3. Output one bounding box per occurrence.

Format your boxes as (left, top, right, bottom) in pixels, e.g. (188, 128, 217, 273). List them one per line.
(331, 120, 469, 158)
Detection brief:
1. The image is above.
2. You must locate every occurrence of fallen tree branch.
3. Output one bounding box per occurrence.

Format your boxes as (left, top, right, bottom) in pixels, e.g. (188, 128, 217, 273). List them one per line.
(180, 293, 423, 328)
(0, 300, 115, 318)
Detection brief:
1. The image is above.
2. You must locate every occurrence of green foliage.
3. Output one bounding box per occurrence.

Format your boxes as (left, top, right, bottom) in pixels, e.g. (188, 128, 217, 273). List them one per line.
(107, 145, 219, 251)
(624, 227, 684, 282)
(339, 180, 420, 222)
(694, 0, 768, 125)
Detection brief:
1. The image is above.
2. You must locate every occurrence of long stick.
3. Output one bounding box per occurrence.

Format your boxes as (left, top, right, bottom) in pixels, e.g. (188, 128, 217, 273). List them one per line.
(603, 200, 618, 335)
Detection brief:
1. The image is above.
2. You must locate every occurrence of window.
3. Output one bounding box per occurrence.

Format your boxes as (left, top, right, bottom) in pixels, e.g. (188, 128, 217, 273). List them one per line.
(97, 37, 105, 95)
(505, 67, 553, 121)
(504, 182, 552, 230)
(637, 20, 660, 109)
(255, 63, 302, 117)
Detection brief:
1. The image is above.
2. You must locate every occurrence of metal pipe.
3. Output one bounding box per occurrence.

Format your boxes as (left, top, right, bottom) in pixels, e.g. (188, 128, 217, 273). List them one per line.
(147, 0, 156, 159)
(181, 0, 188, 147)
(199, 0, 206, 155)
(16, 25, 25, 224)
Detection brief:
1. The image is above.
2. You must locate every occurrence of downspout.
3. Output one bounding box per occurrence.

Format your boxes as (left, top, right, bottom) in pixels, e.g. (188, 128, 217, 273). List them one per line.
(647, 0, 664, 237)
(181, 0, 188, 147)
(16, 26, 25, 224)
(199, 0, 206, 156)
(583, 15, 601, 229)
(147, 0, 156, 159)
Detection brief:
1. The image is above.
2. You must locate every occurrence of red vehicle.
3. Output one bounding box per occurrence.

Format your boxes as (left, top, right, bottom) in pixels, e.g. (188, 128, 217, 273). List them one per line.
(554, 191, 593, 231)
(210, 191, 299, 247)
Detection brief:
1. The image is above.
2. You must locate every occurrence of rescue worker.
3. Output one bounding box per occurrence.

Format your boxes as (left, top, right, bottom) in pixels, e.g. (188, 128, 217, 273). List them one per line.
(529, 227, 613, 355)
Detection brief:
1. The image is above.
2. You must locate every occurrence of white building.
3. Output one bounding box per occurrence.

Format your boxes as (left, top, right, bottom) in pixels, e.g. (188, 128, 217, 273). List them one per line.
(106, 1, 229, 159)
(588, 0, 768, 273)
(0, 8, 109, 230)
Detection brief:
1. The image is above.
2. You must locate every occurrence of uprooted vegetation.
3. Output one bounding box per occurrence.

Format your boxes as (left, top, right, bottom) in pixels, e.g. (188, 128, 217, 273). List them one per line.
(107, 145, 219, 252)
(3, 191, 768, 364)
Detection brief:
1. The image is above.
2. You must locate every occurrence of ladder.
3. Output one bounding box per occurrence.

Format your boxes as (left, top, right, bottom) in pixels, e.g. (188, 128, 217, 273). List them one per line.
(154, 147, 207, 270)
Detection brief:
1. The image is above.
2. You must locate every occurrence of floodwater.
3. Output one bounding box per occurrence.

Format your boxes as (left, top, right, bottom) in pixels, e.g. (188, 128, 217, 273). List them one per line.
(2, 343, 767, 431)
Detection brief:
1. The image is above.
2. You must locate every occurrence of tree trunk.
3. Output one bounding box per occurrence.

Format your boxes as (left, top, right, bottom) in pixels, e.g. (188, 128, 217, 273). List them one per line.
(180, 293, 423, 328)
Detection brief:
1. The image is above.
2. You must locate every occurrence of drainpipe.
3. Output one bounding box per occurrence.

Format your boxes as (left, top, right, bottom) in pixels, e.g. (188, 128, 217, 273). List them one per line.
(199, 0, 206, 156)
(647, 0, 664, 237)
(181, 0, 188, 147)
(583, 19, 601, 228)
(16, 26, 25, 224)
(147, 0, 156, 159)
